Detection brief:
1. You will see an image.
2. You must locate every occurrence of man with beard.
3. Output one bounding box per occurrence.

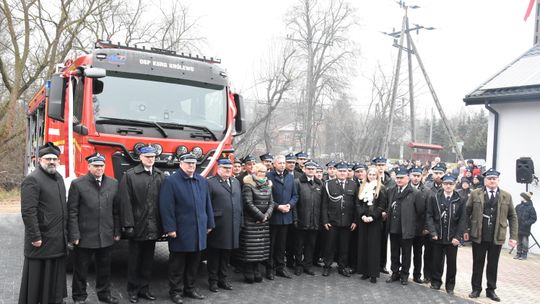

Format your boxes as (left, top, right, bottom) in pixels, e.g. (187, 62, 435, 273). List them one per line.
(119, 145, 165, 303)
(68, 153, 120, 304)
(385, 167, 424, 286)
(19, 142, 68, 304)
(409, 166, 431, 284)
(372, 156, 396, 274)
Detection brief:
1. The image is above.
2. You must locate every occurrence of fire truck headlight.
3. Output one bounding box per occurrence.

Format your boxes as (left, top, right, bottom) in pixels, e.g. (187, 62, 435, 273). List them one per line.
(176, 145, 188, 158)
(191, 146, 203, 159)
(133, 142, 146, 155)
(151, 143, 163, 156)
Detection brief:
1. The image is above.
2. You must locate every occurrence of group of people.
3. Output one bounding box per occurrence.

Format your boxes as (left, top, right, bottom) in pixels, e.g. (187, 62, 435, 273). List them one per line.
(19, 143, 533, 304)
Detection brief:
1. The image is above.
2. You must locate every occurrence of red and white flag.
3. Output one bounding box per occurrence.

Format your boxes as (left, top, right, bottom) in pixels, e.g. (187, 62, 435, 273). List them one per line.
(525, 0, 536, 21)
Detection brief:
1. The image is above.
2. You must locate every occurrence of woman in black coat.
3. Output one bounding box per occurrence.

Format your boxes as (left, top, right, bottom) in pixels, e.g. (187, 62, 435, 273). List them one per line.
(356, 167, 387, 283)
(236, 164, 274, 283)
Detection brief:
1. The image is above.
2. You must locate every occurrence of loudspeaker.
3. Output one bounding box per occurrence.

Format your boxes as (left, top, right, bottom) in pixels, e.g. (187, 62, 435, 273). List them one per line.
(516, 157, 535, 184)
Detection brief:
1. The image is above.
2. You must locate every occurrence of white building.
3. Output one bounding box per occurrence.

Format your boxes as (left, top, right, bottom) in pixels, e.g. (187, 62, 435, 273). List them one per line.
(464, 44, 540, 253)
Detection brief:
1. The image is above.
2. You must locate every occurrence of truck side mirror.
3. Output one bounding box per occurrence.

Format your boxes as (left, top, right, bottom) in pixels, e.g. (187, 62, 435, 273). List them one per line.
(233, 93, 245, 134)
(46, 74, 66, 121)
(84, 67, 106, 78)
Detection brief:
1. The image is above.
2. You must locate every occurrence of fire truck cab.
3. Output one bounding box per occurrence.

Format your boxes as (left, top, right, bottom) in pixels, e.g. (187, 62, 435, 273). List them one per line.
(25, 41, 244, 181)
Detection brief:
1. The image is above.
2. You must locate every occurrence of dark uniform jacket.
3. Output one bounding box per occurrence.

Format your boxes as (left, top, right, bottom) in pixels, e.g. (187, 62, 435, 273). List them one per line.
(293, 174, 323, 230)
(466, 188, 518, 245)
(386, 184, 424, 239)
(410, 182, 429, 236)
(426, 190, 466, 244)
(67, 173, 120, 248)
(118, 164, 165, 241)
(159, 169, 215, 252)
(516, 201, 537, 236)
(322, 179, 357, 227)
(267, 170, 298, 225)
(207, 175, 243, 250)
(21, 166, 68, 259)
(381, 171, 396, 189)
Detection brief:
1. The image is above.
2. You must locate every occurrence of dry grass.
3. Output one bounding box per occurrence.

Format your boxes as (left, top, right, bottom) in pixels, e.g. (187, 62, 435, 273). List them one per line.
(0, 189, 20, 213)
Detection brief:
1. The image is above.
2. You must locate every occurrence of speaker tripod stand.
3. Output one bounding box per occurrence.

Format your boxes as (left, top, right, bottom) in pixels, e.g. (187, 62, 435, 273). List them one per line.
(509, 233, 539, 255)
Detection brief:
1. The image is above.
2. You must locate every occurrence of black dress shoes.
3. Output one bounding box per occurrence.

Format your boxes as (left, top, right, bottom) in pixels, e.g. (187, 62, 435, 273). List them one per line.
(138, 291, 156, 301)
(413, 277, 424, 284)
(304, 268, 315, 276)
(184, 289, 205, 300)
(360, 274, 370, 280)
(380, 267, 390, 274)
(400, 278, 408, 285)
(338, 268, 351, 277)
(386, 274, 400, 283)
(370, 277, 377, 283)
(446, 290, 454, 295)
(209, 281, 219, 292)
(294, 266, 303, 276)
(469, 290, 481, 298)
(486, 291, 501, 302)
(98, 295, 119, 304)
(218, 281, 233, 290)
(276, 269, 292, 278)
(266, 270, 275, 280)
(430, 284, 441, 290)
(128, 295, 139, 303)
(322, 267, 331, 276)
(170, 294, 183, 304)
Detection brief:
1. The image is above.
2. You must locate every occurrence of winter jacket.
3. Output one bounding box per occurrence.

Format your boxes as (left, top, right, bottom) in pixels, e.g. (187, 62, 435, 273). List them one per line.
(159, 169, 215, 252)
(67, 173, 120, 248)
(516, 201, 537, 236)
(385, 184, 424, 239)
(466, 188, 518, 245)
(236, 175, 274, 262)
(293, 174, 323, 230)
(267, 170, 298, 225)
(426, 190, 467, 244)
(118, 164, 164, 241)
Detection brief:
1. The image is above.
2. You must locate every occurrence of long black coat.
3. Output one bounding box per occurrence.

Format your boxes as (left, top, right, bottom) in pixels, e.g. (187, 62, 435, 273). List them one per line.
(67, 173, 120, 248)
(411, 182, 429, 236)
(236, 175, 274, 262)
(516, 201, 537, 236)
(21, 166, 67, 259)
(356, 184, 387, 278)
(293, 174, 322, 230)
(118, 164, 165, 241)
(207, 175, 243, 250)
(425, 190, 467, 244)
(321, 179, 357, 227)
(386, 184, 424, 239)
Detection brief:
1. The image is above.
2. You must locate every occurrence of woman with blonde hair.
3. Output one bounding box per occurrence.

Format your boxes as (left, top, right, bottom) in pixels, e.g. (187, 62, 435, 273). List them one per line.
(236, 163, 274, 283)
(356, 166, 387, 283)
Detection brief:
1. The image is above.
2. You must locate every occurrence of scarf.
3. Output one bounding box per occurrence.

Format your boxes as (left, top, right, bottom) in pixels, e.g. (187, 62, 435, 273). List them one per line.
(359, 180, 377, 206)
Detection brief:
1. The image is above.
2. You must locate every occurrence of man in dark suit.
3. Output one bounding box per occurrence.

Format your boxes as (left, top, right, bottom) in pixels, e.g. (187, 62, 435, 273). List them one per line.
(159, 153, 215, 304)
(206, 159, 243, 292)
(373, 156, 395, 274)
(68, 153, 120, 304)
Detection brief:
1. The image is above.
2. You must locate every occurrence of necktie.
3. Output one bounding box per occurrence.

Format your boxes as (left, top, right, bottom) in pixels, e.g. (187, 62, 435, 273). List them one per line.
(446, 196, 451, 201)
(490, 190, 495, 200)
(226, 179, 231, 188)
(340, 181, 344, 189)
(96, 179, 101, 187)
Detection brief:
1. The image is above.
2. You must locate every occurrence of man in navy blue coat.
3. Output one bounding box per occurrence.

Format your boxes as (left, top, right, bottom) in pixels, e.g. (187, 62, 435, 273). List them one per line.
(266, 155, 298, 279)
(159, 153, 215, 304)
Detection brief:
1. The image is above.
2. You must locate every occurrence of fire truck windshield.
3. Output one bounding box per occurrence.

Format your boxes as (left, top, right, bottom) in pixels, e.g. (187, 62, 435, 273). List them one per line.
(93, 75, 227, 134)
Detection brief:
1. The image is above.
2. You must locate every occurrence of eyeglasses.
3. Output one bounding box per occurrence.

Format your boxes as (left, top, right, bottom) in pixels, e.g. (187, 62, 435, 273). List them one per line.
(42, 157, 58, 162)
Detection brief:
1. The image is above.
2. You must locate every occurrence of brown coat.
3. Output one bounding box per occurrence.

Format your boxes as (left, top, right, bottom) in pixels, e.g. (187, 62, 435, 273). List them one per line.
(466, 188, 518, 245)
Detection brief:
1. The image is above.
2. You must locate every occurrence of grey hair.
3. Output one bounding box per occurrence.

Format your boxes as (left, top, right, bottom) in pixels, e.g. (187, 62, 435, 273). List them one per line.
(273, 155, 286, 163)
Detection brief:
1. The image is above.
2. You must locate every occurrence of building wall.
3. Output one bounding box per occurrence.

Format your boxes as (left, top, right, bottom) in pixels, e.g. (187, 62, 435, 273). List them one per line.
(486, 100, 540, 253)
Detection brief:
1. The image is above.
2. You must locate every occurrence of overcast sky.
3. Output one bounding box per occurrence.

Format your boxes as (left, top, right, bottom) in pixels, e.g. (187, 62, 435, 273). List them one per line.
(185, 0, 535, 117)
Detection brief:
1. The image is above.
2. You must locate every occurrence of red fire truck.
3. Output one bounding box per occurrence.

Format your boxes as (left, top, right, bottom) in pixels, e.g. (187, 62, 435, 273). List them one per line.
(25, 40, 245, 182)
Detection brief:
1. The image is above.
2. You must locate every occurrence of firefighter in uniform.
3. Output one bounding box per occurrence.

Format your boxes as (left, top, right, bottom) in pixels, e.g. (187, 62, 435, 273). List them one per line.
(373, 156, 395, 274)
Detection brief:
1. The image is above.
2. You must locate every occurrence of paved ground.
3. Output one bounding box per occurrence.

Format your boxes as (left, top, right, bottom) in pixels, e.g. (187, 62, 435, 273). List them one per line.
(1, 212, 538, 304)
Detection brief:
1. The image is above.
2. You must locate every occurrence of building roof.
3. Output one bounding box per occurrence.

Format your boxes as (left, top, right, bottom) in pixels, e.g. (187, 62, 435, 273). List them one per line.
(463, 43, 540, 105)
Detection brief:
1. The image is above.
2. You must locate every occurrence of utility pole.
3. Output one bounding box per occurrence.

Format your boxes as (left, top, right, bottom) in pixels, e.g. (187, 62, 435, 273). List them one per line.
(382, 12, 407, 157)
(406, 16, 416, 143)
(535, 0, 540, 44)
(408, 34, 464, 161)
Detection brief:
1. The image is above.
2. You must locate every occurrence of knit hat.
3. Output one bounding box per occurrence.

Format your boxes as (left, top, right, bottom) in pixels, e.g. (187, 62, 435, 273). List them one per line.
(520, 192, 533, 201)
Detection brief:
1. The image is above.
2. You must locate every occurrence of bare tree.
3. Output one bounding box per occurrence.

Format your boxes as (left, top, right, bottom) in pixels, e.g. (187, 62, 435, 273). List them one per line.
(235, 43, 297, 154)
(286, 0, 357, 155)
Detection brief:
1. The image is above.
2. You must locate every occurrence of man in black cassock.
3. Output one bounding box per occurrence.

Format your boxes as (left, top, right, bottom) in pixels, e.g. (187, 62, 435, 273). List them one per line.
(19, 142, 68, 304)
